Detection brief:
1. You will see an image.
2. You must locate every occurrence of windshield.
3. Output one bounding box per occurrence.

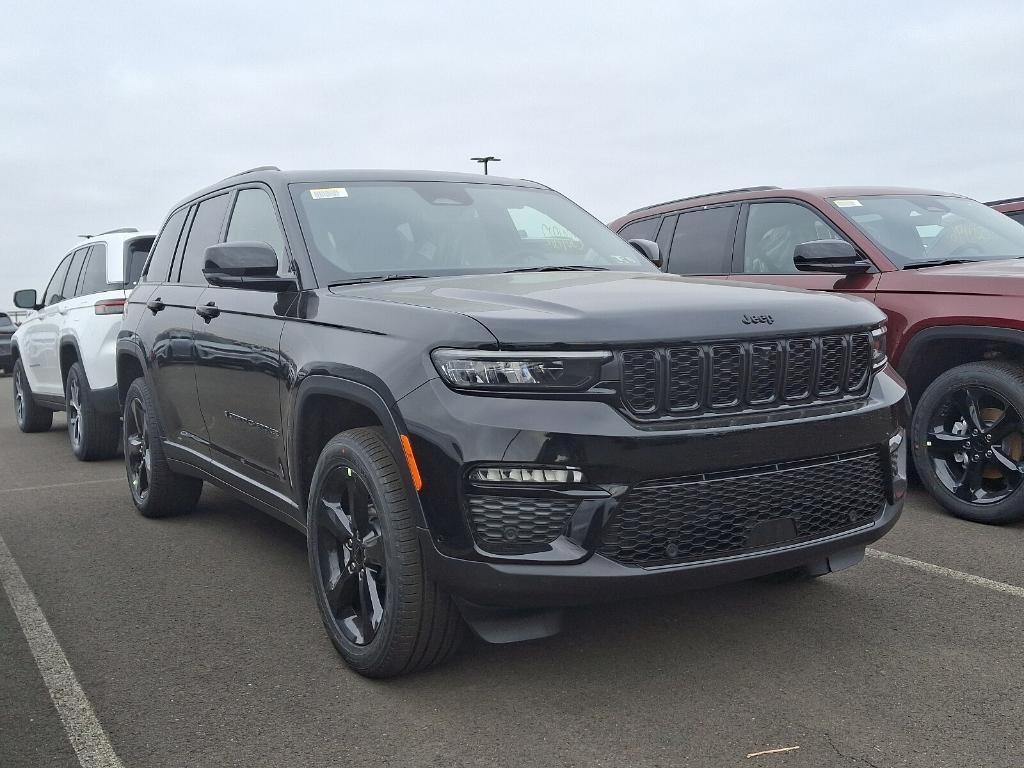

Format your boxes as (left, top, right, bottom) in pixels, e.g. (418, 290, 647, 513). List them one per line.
(829, 194, 1024, 267)
(290, 181, 653, 283)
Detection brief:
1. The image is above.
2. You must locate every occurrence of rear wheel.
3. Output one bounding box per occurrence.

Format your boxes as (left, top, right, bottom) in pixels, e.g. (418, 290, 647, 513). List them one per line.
(307, 427, 464, 678)
(12, 358, 53, 433)
(912, 361, 1024, 524)
(66, 363, 120, 461)
(123, 377, 203, 518)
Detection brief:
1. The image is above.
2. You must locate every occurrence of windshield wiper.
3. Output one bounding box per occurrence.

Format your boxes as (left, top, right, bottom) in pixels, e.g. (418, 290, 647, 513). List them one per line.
(902, 258, 979, 270)
(502, 265, 610, 273)
(328, 274, 429, 287)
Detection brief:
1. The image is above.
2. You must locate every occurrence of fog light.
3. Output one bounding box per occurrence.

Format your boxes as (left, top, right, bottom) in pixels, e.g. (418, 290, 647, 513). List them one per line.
(470, 466, 586, 484)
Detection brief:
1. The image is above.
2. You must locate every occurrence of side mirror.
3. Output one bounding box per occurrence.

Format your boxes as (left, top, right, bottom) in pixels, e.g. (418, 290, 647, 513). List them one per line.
(793, 240, 872, 275)
(13, 289, 40, 310)
(628, 238, 662, 267)
(203, 242, 297, 291)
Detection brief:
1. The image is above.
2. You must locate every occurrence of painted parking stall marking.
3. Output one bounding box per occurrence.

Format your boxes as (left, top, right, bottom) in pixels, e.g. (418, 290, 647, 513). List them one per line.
(0, 532, 125, 768)
(867, 547, 1024, 599)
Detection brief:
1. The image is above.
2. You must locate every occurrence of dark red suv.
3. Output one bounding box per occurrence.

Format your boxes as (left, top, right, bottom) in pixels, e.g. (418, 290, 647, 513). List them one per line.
(611, 186, 1024, 524)
(989, 196, 1024, 225)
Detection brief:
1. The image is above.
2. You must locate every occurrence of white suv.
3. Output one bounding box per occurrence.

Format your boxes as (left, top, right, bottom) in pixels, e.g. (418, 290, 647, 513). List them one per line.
(12, 228, 155, 459)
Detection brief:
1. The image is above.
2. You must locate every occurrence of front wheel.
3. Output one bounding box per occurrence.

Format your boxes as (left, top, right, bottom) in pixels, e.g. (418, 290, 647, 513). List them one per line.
(123, 377, 203, 518)
(12, 358, 53, 433)
(911, 361, 1024, 524)
(307, 427, 464, 678)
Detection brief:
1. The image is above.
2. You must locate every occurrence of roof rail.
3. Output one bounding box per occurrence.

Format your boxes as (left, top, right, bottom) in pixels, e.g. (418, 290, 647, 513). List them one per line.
(629, 186, 781, 214)
(986, 196, 1024, 206)
(77, 227, 139, 239)
(227, 165, 280, 179)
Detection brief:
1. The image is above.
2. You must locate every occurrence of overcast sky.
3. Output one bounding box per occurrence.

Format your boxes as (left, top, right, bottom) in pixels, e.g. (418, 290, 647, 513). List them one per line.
(2, 1, 1022, 309)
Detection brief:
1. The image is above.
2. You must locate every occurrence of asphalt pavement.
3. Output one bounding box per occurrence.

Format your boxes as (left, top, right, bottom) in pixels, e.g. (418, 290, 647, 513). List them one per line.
(1, 377, 1022, 768)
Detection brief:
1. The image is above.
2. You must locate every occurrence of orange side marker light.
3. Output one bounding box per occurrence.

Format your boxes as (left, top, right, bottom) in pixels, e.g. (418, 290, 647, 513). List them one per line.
(400, 434, 423, 491)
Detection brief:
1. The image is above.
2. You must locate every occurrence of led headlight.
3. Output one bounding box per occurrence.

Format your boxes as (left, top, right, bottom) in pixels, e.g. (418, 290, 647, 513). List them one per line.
(432, 349, 610, 391)
(470, 466, 586, 484)
(871, 323, 888, 370)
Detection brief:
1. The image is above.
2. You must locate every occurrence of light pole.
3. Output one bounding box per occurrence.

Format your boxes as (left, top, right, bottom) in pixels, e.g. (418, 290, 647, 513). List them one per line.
(471, 156, 501, 175)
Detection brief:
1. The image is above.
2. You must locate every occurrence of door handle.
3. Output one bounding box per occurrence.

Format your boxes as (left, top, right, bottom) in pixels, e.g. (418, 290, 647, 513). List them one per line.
(146, 298, 166, 314)
(195, 302, 220, 322)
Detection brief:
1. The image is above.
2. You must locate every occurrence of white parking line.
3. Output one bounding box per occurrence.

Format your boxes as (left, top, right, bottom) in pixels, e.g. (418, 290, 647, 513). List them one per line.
(866, 547, 1024, 599)
(0, 477, 122, 495)
(0, 532, 125, 768)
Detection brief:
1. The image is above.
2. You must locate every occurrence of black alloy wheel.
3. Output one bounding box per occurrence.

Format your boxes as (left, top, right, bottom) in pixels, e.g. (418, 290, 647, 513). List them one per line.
(307, 427, 464, 678)
(122, 377, 203, 518)
(925, 385, 1023, 504)
(124, 394, 151, 505)
(913, 362, 1024, 523)
(315, 465, 387, 646)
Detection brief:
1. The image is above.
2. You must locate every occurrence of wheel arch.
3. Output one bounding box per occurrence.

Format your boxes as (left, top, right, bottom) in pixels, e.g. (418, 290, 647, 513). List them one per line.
(115, 339, 147, 409)
(288, 374, 426, 525)
(58, 335, 83, 388)
(899, 326, 1024, 405)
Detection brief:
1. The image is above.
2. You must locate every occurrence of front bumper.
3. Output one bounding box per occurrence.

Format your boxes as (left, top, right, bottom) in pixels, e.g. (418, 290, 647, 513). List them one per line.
(420, 497, 901, 607)
(399, 368, 908, 607)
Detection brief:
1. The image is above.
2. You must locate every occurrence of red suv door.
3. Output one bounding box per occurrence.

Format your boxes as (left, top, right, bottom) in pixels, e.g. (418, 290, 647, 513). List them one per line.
(726, 200, 878, 300)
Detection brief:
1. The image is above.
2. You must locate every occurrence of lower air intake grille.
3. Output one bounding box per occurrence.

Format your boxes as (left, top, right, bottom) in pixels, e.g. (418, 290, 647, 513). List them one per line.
(598, 450, 886, 567)
(468, 495, 577, 554)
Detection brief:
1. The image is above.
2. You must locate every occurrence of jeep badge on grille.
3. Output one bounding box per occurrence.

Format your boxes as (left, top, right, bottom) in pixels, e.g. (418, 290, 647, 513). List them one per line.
(742, 314, 774, 325)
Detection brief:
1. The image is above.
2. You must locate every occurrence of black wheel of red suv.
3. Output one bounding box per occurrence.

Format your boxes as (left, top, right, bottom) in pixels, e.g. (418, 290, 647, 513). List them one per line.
(307, 427, 464, 678)
(12, 358, 53, 433)
(912, 361, 1024, 524)
(123, 377, 203, 518)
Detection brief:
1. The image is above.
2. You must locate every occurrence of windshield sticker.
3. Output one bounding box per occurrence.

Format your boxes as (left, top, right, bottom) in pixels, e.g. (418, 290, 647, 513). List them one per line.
(832, 199, 862, 208)
(310, 187, 348, 199)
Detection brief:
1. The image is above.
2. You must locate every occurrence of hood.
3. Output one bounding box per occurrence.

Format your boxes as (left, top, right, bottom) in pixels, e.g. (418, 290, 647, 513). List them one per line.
(878, 258, 1024, 296)
(336, 271, 884, 345)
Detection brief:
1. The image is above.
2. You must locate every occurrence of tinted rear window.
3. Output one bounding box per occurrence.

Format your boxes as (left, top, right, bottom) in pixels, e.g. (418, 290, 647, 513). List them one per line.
(177, 194, 230, 284)
(666, 205, 738, 275)
(143, 208, 188, 284)
(123, 237, 154, 287)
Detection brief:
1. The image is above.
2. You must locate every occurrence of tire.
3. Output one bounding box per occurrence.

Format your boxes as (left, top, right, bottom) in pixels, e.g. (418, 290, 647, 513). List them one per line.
(911, 361, 1024, 524)
(12, 358, 53, 433)
(123, 377, 203, 518)
(66, 362, 121, 461)
(307, 427, 464, 678)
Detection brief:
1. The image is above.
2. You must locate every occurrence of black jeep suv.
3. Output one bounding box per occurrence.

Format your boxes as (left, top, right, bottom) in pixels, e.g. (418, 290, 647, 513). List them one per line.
(118, 168, 907, 677)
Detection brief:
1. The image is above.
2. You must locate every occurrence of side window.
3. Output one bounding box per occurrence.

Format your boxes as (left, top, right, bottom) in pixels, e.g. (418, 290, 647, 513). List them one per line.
(742, 202, 843, 274)
(44, 254, 74, 306)
(177, 194, 231, 284)
(225, 189, 287, 271)
(123, 238, 154, 288)
(1008, 212, 1024, 226)
(666, 206, 738, 275)
(617, 217, 661, 243)
(63, 247, 91, 299)
(79, 244, 111, 296)
(142, 208, 188, 284)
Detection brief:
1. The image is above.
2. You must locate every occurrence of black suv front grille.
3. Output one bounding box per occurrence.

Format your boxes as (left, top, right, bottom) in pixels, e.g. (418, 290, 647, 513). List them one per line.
(598, 449, 886, 567)
(619, 331, 874, 420)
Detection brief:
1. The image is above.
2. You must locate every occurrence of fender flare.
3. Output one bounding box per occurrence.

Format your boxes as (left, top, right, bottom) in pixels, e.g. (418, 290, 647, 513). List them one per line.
(115, 338, 151, 406)
(898, 325, 1024, 380)
(58, 333, 85, 384)
(288, 373, 427, 526)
